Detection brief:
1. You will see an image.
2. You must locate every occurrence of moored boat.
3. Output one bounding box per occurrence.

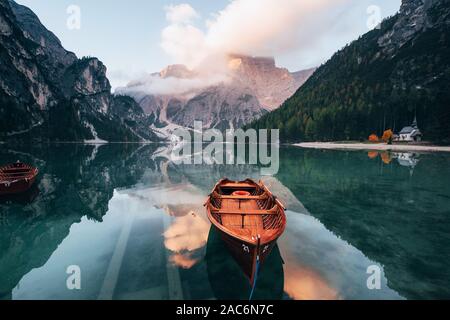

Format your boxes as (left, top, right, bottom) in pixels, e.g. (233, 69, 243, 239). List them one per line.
(0, 162, 39, 196)
(205, 178, 286, 287)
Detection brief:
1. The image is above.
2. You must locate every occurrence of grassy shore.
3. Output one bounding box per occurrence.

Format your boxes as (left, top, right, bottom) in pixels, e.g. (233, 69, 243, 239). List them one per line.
(294, 142, 450, 153)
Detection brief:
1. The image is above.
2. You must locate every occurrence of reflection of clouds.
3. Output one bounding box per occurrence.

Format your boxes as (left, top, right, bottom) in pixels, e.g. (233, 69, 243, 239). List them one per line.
(122, 155, 403, 296)
(162, 204, 194, 217)
(170, 253, 199, 269)
(279, 212, 403, 300)
(120, 183, 211, 270)
(283, 255, 339, 300)
(164, 213, 210, 253)
(129, 184, 206, 208)
(224, 176, 339, 299)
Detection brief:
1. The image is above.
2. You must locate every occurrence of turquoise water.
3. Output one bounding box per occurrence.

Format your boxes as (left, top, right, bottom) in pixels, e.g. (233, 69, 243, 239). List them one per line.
(0, 144, 449, 300)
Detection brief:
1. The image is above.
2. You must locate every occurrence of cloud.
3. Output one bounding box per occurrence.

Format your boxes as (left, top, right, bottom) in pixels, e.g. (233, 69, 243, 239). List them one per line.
(161, 23, 206, 68)
(108, 69, 146, 92)
(165, 4, 199, 24)
(117, 72, 229, 97)
(161, 0, 351, 68)
(122, 0, 395, 96)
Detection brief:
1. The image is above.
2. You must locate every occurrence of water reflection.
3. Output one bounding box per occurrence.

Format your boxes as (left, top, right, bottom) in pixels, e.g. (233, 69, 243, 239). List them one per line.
(367, 151, 421, 174)
(277, 148, 450, 300)
(279, 212, 401, 300)
(393, 152, 420, 176)
(123, 184, 210, 270)
(206, 226, 285, 300)
(0, 143, 449, 299)
(283, 256, 339, 300)
(0, 185, 40, 205)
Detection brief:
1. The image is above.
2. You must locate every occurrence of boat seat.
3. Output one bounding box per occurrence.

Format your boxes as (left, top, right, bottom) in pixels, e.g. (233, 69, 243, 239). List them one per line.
(220, 183, 255, 189)
(214, 209, 279, 216)
(214, 194, 269, 200)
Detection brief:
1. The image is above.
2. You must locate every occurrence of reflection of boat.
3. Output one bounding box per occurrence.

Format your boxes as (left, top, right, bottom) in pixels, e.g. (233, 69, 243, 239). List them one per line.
(0, 184, 40, 205)
(205, 179, 286, 286)
(206, 226, 284, 300)
(0, 162, 39, 195)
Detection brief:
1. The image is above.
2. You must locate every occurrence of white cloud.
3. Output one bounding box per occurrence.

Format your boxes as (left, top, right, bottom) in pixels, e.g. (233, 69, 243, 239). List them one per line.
(118, 72, 229, 97)
(121, 0, 400, 96)
(161, 0, 351, 68)
(161, 23, 206, 68)
(165, 4, 199, 24)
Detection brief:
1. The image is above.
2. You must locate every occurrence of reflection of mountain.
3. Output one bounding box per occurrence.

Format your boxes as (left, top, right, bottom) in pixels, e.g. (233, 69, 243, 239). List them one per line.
(276, 147, 450, 299)
(0, 143, 343, 300)
(0, 143, 160, 299)
(151, 148, 401, 300)
(149, 145, 306, 212)
(1, 144, 446, 300)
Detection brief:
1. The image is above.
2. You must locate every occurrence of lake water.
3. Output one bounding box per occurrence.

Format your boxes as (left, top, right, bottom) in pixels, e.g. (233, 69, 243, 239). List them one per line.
(1, 144, 449, 300)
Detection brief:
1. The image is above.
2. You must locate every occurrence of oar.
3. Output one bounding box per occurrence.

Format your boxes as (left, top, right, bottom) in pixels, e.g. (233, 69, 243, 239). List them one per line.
(249, 256, 260, 301)
(249, 235, 261, 301)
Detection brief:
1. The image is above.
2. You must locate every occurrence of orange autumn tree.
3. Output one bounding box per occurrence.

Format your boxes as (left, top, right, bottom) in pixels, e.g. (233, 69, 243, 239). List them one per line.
(382, 129, 394, 143)
(368, 134, 379, 142)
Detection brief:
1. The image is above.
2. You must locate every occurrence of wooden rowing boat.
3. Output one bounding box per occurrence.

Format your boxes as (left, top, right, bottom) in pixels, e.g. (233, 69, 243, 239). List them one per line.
(206, 225, 285, 300)
(205, 178, 286, 286)
(0, 161, 39, 196)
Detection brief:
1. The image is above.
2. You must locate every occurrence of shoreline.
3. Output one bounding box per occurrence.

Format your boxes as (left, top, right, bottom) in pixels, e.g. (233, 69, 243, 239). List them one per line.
(0, 141, 167, 145)
(294, 142, 450, 153)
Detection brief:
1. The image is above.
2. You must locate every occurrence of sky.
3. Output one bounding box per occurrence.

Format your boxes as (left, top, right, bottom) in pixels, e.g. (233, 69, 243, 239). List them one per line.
(15, 0, 402, 90)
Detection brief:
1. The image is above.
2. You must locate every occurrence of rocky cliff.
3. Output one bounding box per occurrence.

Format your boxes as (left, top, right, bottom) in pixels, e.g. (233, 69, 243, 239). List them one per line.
(0, 0, 158, 142)
(227, 54, 315, 111)
(120, 54, 315, 131)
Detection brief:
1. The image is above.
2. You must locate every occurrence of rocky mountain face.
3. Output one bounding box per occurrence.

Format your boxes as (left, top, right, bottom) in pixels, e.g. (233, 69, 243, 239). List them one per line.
(378, 0, 444, 55)
(111, 95, 159, 141)
(248, 0, 450, 143)
(227, 54, 315, 111)
(0, 0, 158, 142)
(120, 55, 315, 131)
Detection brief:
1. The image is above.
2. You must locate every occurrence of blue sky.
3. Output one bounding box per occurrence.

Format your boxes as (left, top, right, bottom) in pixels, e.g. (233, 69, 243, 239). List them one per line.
(15, 0, 401, 89)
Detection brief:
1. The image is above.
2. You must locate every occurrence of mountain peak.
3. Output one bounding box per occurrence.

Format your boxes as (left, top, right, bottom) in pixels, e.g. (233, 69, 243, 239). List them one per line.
(227, 53, 276, 70)
(120, 54, 316, 131)
(160, 64, 194, 79)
